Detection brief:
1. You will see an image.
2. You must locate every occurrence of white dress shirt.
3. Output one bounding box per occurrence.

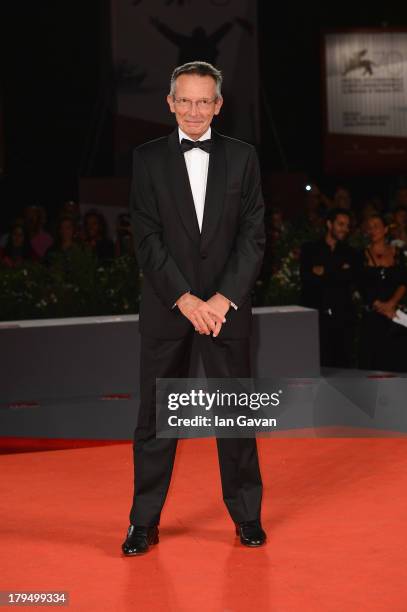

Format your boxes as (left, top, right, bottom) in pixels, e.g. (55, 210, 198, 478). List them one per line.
(173, 126, 237, 311)
(178, 126, 210, 233)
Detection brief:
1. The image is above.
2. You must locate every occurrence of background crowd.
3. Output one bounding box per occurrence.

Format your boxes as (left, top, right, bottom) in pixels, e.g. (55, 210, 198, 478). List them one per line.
(2, 181, 407, 372)
(0, 202, 134, 268)
(262, 182, 407, 372)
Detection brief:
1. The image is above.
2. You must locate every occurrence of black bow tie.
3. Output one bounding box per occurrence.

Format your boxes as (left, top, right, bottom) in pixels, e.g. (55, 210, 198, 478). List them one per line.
(180, 138, 212, 153)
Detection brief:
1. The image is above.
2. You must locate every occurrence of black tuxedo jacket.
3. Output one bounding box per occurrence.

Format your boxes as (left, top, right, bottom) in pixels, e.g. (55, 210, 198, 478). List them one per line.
(130, 127, 265, 339)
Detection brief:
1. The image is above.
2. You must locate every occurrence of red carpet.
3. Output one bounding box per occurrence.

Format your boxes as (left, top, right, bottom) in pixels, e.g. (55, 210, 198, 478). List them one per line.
(1, 438, 407, 611)
(0, 437, 130, 455)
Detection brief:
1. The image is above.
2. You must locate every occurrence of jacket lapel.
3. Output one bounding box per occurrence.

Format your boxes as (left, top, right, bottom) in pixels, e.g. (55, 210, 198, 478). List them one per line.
(200, 128, 226, 252)
(167, 129, 201, 244)
(167, 127, 226, 249)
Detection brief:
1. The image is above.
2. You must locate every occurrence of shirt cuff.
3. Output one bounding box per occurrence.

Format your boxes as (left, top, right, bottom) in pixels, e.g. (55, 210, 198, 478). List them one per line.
(216, 292, 238, 310)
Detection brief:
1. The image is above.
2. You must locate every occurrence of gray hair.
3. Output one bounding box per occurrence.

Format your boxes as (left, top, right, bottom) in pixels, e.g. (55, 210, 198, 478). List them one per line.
(169, 61, 223, 98)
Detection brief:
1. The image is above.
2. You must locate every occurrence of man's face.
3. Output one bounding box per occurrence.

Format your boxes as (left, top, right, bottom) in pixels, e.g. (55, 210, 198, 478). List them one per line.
(328, 214, 350, 241)
(167, 74, 223, 140)
(86, 215, 100, 239)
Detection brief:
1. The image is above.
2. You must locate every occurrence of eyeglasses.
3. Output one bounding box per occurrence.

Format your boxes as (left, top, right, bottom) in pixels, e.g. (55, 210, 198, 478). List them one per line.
(173, 96, 217, 110)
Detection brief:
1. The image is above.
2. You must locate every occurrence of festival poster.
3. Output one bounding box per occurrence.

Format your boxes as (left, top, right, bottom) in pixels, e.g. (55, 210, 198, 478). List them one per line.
(111, 0, 259, 162)
(322, 30, 407, 174)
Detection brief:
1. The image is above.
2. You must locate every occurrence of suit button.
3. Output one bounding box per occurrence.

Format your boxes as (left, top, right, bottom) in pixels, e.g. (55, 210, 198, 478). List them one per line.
(200, 252, 208, 259)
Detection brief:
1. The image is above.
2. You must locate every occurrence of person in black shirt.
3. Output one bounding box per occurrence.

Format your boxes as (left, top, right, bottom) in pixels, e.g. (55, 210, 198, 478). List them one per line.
(357, 213, 407, 372)
(300, 208, 358, 368)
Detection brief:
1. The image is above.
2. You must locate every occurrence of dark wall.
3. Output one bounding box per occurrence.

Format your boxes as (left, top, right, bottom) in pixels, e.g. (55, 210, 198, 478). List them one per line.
(2, 2, 407, 226)
(259, 5, 407, 175)
(1, 0, 112, 227)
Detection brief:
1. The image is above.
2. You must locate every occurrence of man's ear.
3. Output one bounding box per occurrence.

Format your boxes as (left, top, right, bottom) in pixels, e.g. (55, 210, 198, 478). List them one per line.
(214, 96, 223, 116)
(167, 95, 175, 114)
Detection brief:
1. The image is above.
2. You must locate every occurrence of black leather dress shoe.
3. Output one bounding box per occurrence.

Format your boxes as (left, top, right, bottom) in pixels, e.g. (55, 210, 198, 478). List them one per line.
(121, 524, 159, 555)
(235, 520, 266, 547)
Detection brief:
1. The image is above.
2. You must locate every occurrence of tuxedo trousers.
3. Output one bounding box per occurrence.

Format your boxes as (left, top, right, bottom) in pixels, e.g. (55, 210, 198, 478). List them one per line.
(129, 330, 263, 527)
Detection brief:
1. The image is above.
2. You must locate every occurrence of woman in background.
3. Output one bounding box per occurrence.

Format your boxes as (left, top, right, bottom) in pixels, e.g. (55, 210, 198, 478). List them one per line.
(357, 214, 407, 372)
(0, 223, 37, 268)
(83, 209, 114, 263)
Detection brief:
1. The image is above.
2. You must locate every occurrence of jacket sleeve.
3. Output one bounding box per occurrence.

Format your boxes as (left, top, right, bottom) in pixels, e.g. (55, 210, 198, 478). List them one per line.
(299, 242, 328, 289)
(130, 148, 191, 309)
(215, 147, 266, 307)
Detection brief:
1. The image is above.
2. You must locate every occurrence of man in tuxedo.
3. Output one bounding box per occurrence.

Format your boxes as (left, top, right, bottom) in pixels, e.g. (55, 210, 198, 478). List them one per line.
(122, 61, 266, 555)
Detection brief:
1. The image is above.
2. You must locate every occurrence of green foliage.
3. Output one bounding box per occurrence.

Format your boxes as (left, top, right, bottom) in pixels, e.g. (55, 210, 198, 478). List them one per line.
(262, 222, 323, 306)
(0, 248, 140, 321)
(0, 224, 383, 321)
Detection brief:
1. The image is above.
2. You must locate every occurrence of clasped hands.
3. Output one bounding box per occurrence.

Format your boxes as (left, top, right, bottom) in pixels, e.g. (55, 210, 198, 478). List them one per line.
(372, 299, 397, 319)
(312, 265, 324, 276)
(175, 292, 230, 337)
